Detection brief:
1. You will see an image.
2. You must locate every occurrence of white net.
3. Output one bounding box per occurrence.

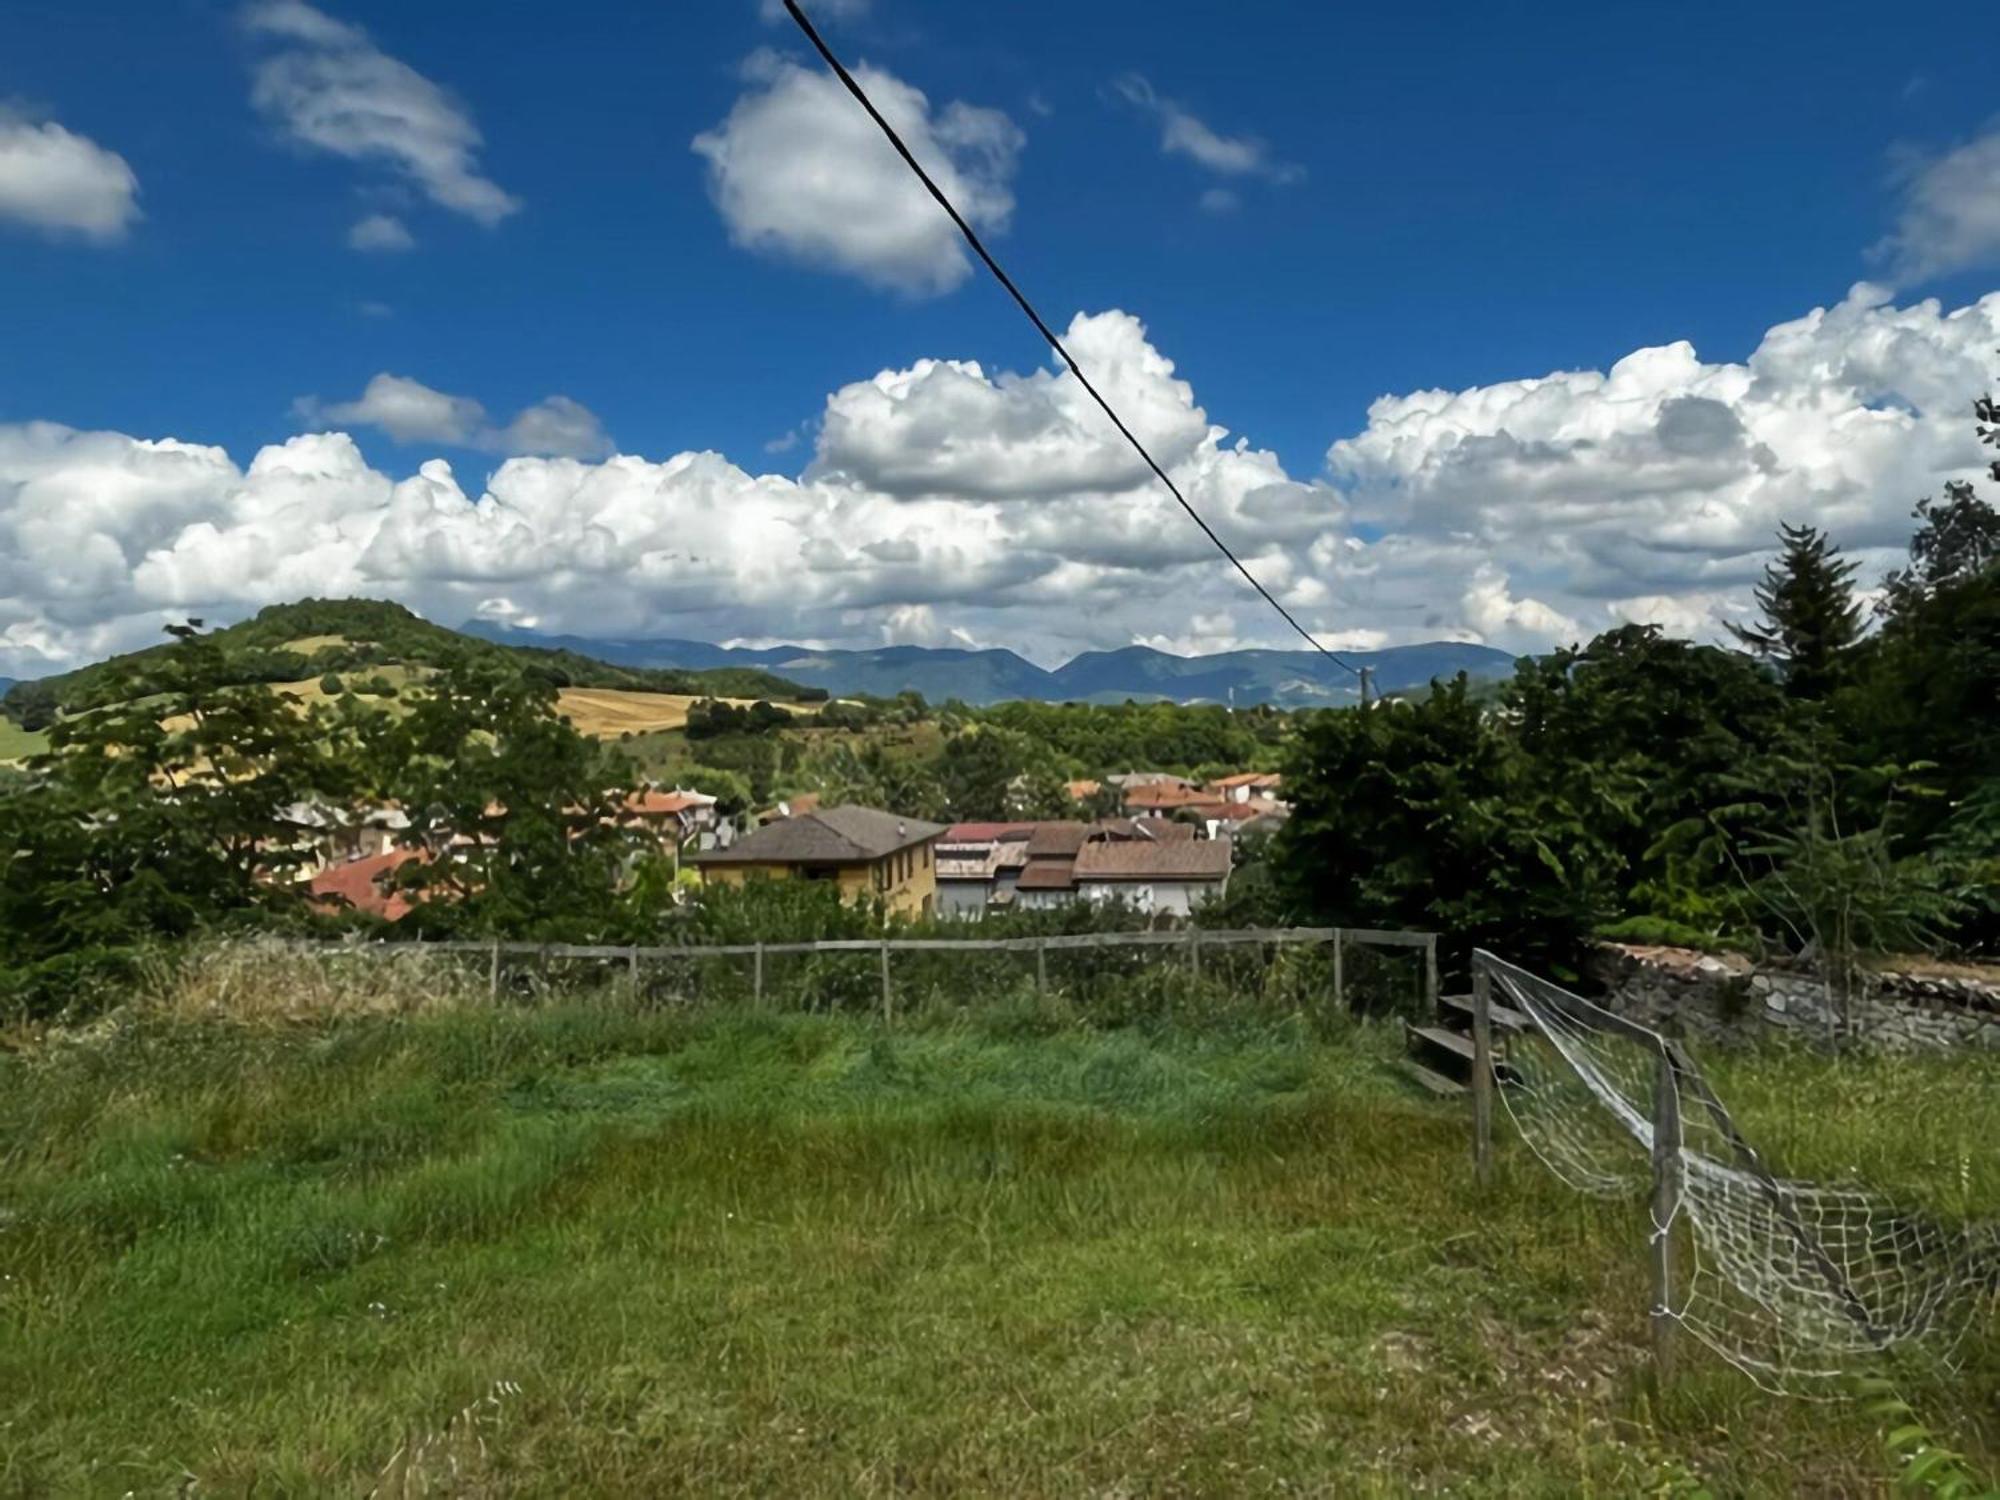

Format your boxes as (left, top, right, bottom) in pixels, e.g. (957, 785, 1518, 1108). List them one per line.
(1482, 952, 1993, 1392)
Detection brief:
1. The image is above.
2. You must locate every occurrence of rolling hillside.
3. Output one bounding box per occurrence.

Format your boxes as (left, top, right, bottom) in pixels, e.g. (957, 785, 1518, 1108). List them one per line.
(0, 600, 819, 729)
(462, 621, 1520, 706)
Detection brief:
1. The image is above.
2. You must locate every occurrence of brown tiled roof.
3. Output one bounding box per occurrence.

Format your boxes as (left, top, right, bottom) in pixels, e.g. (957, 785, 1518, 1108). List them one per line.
(1074, 837, 1232, 881)
(694, 804, 944, 865)
(1015, 858, 1077, 891)
(1093, 816, 1195, 843)
(1064, 779, 1101, 800)
(1208, 772, 1282, 791)
(1024, 822, 1091, 857)
(1123, 783, 1209, 810)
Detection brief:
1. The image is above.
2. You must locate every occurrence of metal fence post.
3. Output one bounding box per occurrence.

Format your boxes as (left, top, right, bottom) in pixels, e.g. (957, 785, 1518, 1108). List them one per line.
(1035, 937, 1048, 997)
(753, 941, 765, 1008)
(1651, 1047, 1683, 1384)
(1471, 960, 1495, 1187)
(879, 939, 892, 1026)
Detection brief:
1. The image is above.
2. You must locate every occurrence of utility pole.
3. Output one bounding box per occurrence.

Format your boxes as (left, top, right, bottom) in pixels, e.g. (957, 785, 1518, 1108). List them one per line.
(1358, 666, 1374, 708)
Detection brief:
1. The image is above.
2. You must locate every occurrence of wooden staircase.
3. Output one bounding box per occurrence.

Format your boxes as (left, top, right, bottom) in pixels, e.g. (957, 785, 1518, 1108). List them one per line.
(1400, 989, 1527, 1098)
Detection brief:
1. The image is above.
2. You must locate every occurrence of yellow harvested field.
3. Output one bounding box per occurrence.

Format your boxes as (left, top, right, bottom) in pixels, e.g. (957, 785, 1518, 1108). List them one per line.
(281, 635, 353, 655)
(153, 673, 780, 741)
(554, 687, 806, 736)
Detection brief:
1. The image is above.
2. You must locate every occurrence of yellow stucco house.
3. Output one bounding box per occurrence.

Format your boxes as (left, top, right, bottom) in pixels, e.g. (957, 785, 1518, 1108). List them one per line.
(690, 804, 946, 919)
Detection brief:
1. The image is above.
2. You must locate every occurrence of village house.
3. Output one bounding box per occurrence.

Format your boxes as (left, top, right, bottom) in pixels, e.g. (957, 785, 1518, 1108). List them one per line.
(1121, 782, 1212, 816)
(275, 800, 411, 880)
(934, 821, 1036, 916)
(1073, 836, 1233, 915)
(1204, 772, 1282, 804)
(306, 845, 427, 922)
(690, 803, 945, 918)
(934, 816, 1226, 916)
(616, 787, 720, 858)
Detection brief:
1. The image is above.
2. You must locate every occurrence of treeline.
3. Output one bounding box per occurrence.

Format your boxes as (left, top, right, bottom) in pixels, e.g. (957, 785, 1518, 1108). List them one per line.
(666, 695, 1288, 823)
(1277, 462, 2000, 975)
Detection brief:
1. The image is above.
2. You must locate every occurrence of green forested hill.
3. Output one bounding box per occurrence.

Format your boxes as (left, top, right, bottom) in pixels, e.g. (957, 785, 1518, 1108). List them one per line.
(0, 599, 820, 729)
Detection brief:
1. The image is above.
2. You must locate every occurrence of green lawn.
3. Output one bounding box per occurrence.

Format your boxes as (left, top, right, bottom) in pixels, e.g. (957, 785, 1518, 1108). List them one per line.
(1, 961, 1993, 1496)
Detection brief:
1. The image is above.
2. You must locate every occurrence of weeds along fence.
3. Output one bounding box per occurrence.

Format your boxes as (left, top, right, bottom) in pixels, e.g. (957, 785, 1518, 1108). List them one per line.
(290, 927, 1439, 1031)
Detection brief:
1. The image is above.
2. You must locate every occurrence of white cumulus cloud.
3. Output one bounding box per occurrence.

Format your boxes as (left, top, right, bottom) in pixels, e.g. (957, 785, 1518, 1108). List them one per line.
(692, 51, 1021, 296)
(3, 288, 1997, 678)
(0, 113, 140, 241)
(243, 0, 520, 227)
(294, 374, 612, 459)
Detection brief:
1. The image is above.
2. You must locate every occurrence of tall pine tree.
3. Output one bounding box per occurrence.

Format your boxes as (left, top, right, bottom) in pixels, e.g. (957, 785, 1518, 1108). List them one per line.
(1726, 522, 1860, 698)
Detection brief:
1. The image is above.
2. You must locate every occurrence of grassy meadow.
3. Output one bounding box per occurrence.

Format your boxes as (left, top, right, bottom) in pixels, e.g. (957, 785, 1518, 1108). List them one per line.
(1, 949, 1994, 1496)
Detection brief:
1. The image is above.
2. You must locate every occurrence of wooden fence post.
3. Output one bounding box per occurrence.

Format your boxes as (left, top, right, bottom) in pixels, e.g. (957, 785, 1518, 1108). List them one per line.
(627, 945, 640, 991)
(753, 942, 765, 1009)
(879, 939, 892, 1026)
(1332, 928, 1345, 1013)
(1424, 934, 1440, 1019)
(1188, 928, 1202, 981)
(1650, 1047, 1682, 1384)
(1471, 960, 1495, 1187)
(488, 940, 500, 1001)
(1035, 937, 1048, 998)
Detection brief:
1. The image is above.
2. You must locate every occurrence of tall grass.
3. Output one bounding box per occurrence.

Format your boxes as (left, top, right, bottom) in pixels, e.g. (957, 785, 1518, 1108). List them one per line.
(0, 945, 1992, 1495)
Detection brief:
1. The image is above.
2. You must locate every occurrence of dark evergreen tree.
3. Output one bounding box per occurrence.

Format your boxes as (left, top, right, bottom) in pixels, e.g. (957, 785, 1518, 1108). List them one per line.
(1726, 522, 1861, 698)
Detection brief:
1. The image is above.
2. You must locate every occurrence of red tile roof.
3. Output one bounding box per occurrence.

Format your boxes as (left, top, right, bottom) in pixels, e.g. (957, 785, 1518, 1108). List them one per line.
(308, 847, 427, 922)
(624, 789, 711, 818)
(940, 821, 1038, 844)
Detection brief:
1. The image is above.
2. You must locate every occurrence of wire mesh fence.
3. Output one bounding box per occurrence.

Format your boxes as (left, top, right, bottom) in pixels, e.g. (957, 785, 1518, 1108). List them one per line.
(1477, 948, 1996, 1393)
(301, 927, 1437, 1033)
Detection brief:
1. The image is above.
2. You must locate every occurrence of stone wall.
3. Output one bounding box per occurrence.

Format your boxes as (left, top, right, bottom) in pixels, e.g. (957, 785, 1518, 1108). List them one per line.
(1587, 943, 2000, 1051)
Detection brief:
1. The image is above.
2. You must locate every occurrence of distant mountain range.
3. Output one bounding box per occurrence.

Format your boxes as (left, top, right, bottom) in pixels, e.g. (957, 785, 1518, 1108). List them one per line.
(460, 622, 1519, 707)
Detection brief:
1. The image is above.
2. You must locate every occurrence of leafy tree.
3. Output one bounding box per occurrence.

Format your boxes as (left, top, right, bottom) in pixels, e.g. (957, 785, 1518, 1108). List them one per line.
(377, 660, 638, 937)
(1504, 625, 1791, 939)
(1277, 675, 1620, 972)
(1882, 481, 2000, 617)
(937, 729, 1024, 821)
(1733, 758, 1961, 1035)
(1726, 522, 1861, 698)
(0, 622, 355, 1015)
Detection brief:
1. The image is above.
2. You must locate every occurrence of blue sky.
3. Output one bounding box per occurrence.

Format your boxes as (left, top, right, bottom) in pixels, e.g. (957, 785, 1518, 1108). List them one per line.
(3, 0, 1999, 672)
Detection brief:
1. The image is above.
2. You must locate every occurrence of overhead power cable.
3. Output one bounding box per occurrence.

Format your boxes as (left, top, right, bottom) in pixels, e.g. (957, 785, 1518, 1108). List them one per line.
(781, 0, 1364, 683)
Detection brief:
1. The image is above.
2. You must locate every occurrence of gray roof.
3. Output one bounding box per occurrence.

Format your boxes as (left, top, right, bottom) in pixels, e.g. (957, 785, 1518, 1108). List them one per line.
(692, 804, 945, 865)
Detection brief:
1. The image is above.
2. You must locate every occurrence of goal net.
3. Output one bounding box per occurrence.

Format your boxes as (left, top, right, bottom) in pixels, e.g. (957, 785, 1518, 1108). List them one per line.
(1480, 951, 1992, 1392)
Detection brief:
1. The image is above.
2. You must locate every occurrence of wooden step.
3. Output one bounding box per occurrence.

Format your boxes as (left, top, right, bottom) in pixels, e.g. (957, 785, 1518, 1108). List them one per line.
(1409, 1023, 1476, 1066)
(1437, 991, 1528, 1032)
(1397, 1058, 1466, 1098)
